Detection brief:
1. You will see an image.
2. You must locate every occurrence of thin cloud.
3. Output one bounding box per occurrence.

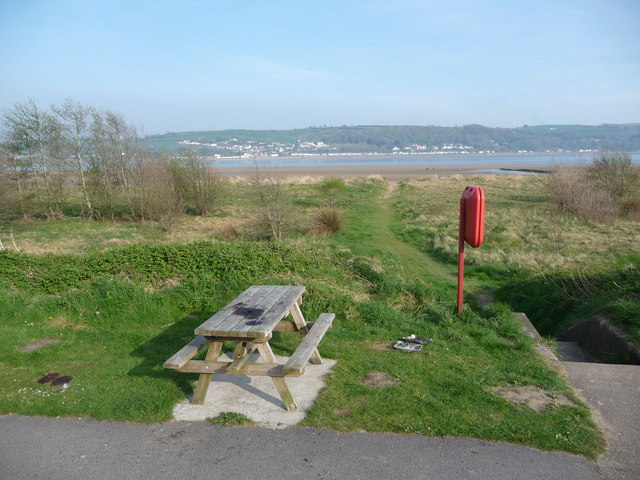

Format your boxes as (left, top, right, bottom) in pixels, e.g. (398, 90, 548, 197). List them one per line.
(232, 56, 328, 81)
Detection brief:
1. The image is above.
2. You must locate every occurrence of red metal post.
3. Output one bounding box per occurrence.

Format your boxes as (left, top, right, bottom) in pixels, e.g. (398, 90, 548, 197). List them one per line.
(457, 197, 466, 315)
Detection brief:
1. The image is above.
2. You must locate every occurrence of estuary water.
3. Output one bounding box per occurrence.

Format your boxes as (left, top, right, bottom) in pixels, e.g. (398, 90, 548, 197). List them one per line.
(213, 152, 640, 169)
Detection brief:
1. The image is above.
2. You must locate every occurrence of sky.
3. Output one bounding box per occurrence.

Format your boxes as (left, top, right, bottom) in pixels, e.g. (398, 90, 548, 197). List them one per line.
(1, 0, 639, 134)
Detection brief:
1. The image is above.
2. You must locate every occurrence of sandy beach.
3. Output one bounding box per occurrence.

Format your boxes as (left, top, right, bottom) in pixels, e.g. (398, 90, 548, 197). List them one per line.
(217, 162, 556, 181)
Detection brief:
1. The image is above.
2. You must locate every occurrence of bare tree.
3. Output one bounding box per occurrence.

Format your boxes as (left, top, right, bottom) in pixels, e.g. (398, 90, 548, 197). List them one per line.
(89, 109, 139, 218)
(0, 142, 29, 219)
(52, 99, 95, 218)
(104, 111, 137, 215)
(251, 164, 296, 241)
(89, 110, 119, 218)
(132, 153, 183, 230)
(171, 149, 226, 215)
(2, 100, 65, 217)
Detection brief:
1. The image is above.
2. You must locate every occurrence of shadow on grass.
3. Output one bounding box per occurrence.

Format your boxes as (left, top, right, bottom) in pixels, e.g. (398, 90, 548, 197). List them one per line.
(127, 313, 213, 397)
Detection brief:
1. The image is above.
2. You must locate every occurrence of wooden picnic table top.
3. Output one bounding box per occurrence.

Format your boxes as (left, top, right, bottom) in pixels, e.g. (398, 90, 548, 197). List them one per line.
(194, 285, 306, 339)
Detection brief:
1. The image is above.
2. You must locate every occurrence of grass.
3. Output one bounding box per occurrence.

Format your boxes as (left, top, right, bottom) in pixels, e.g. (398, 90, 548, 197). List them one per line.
(0, 209, 253, 255)
(208, 412, 254, 426)
(0, 177, 605, 458)
(392, 174, 640, 344)
(298, 179, 603, 458)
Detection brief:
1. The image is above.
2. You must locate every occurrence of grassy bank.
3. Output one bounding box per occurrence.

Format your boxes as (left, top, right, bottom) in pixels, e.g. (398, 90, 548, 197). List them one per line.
(392, 174, 640, 345)
(0, 178, 605, 458)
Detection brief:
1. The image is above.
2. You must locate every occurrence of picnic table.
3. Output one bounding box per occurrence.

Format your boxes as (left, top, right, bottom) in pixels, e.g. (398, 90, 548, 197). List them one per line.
(164, 285, 334, 411)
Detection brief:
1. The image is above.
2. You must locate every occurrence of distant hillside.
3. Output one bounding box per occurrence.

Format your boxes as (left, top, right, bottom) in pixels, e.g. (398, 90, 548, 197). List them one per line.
(141, 124, 640, 156)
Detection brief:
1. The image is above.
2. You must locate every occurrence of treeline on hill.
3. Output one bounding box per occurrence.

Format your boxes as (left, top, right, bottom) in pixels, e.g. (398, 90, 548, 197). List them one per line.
(144, 124, 640, 154)
(0, 99, 223, 228)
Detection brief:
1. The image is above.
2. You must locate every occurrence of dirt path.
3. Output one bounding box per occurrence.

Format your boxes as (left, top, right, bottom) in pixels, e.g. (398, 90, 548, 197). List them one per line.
(375, 182, 463, 288)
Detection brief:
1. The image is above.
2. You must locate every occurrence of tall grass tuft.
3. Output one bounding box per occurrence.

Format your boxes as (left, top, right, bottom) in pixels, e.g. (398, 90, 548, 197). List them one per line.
(309, 204, 345, 236)
(317, 177, 347, 200)
(216, 224, 241, 240)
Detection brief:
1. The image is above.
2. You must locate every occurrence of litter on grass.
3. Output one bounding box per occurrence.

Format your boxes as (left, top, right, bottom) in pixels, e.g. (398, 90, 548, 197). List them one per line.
(402, 334, 433, 345)
(393, 341, 423, 352)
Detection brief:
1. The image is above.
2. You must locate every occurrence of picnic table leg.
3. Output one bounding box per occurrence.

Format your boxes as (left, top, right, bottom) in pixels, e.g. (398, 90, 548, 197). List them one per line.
(227, 342, 257, 372)
(289, 303, 323, 365)
(192, 341, 222, 405)
(233, 341, 247, 358)
(255, 343, 299, 412)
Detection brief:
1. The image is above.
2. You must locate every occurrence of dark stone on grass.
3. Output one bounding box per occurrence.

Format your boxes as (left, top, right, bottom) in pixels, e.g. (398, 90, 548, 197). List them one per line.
(52, 375, 73, 386)
(37, 372, 60, 384)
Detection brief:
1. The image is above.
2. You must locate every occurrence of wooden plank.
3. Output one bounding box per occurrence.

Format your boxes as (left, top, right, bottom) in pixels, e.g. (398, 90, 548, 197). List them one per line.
(209, 285, 281, 336)
(273, 321, 297, 332)
(247, 286, 306, 337)
(283, 313, 334, 374)
(194, 286, 263, 335)
(229, 286, 293, 336)
(204, 334, 271, 342)
(309, 346, 323, 365)
(195, 285, 306, 338)
(195, 285, 276, 336)
(291, 301, 320, 363)
(272, 377, 299, 411)
(197, 285, 281, 337)
(272, 320, 318, 332)
(255, 342, 299, 411)
(163, 336, 209, 369)
(191, 341, 223, 404)
(178, 360, 299, 377)
(226, 342, 257, 372)
(289, 302, 309, 335)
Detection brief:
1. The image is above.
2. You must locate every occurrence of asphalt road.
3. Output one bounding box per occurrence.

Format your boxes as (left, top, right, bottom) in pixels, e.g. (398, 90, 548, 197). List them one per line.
(562, 361, 640, 480)
(0, 415, 602, 480)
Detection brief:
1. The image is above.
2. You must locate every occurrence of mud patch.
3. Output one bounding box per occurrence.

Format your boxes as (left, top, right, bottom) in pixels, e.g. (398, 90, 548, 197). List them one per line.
(333, 409, 351, 417)
(48, 317, 86, 330)
(21, 338, 60, 353)
(491, 386, 576, 412)
(360, 371, 400, 389)
(371, 342, 392, 351)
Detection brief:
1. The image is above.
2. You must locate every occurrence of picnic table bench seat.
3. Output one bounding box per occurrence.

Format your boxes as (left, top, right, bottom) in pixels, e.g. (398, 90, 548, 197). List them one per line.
(164, 335, 209, 370)
(283, 313, 334, 374)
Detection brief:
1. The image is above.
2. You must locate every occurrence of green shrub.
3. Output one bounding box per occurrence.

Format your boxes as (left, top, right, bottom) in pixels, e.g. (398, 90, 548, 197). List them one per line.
(586, 151, 640, 200)
(0, 241, 318, 294)
(546, 152, 640, 222)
